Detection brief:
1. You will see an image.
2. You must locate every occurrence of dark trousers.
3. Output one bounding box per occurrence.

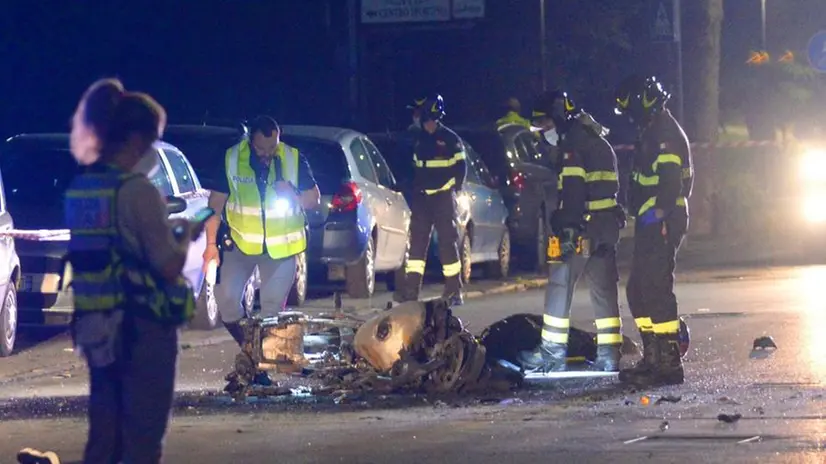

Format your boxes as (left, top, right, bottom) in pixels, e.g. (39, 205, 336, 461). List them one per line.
(84, 316, 179, 464)
(542, 213, 621, 346)
(626, 213, 687, 335)
(403, 191, 462, 299)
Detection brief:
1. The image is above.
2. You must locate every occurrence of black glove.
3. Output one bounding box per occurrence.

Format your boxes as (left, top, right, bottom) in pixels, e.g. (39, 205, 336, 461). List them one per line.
(560, 227, 579, 258)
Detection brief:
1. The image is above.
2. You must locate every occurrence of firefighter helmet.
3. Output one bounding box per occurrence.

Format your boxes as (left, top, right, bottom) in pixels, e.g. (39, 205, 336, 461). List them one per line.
(531, 90, 578, 130)
(614, 75, 671, 124)
(420, 94, 446, 122)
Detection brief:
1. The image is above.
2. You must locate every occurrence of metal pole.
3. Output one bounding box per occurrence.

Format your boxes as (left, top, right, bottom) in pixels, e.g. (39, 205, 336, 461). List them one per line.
(348, 0, 359, 127)
(674, 0, 684, 123)
(540, 0, 547, 91)
(760, 0, 767, 50)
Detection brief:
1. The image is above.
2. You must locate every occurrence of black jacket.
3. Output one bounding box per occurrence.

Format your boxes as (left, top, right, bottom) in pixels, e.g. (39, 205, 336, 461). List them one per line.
(411, 123, 468, 194)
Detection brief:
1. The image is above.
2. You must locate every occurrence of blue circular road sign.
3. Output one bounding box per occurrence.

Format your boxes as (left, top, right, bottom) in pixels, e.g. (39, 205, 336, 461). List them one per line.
(807, 31, 826, 72)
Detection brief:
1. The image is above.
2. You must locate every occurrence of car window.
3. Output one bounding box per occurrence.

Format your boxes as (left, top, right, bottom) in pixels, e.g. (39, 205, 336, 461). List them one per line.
(516, 132, 545, 164)
(457, 130, 511, 177)
(460, 142, 480, 185)
(163, 148, 196, 193)
(282, 136, 351, 195)
(466, 143, 498, 188)
(371, 134, 416, 185)
(149, 152, 174, 198)
(511, 134, 534, 163)
(349, 138, 378, 183)
(362, 137, 395, 188)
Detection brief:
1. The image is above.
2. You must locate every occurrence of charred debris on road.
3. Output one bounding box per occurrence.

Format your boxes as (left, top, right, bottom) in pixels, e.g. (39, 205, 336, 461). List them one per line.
(222, 297, 638, 403)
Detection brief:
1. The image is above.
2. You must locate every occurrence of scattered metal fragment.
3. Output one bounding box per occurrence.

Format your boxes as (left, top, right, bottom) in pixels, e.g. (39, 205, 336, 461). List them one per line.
(737, 436, 761, 444)
(751, 406, 765, 415)
(623, 436, 649, 445)
(655, 395, 682, 405)
(752, 336, 777, 350)
(717, 413, 742, 423)
(659, 421, 670, 431)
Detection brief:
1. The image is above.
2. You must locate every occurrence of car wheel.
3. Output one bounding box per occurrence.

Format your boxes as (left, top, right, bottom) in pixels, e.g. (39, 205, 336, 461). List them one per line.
(346, 236, 376, 298)
(460, 234, 472, 285)
(0, 284, 18, 357)
(287, 252, 307, 307)
(191, 278, 219, 330)
(485, 229, 511, 279)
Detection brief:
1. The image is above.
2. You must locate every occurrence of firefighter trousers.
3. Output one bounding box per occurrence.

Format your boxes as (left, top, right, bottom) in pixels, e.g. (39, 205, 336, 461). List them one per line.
(626, 212, 687, 337)
(402, 190, 462, 300)
(542, 213, 621, 347)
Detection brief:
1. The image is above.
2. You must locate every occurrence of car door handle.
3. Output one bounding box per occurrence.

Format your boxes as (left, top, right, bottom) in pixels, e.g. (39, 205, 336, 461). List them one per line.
(486, 198, 492, 204)
(385, 197, 393, 205)
(470, 194, 477, 201)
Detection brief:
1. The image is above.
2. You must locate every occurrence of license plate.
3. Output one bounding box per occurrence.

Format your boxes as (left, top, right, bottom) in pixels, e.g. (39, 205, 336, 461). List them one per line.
(327, 265, 346, 281)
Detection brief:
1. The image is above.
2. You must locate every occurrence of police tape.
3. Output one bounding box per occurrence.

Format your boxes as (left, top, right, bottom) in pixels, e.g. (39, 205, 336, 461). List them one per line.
(612, 140, 782, 151)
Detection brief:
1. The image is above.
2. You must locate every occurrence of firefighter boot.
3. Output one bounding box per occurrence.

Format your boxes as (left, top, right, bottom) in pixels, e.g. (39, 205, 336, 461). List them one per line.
(591, 345, 621, 372)
(518, 341, 567, 373)
(618, 332, 657, 383)
(619, 334, 684, 387)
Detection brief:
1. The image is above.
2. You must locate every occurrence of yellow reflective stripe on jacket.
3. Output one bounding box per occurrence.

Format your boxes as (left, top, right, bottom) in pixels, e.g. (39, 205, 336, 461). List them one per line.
(414, 151, 465, 168)
(585, 171, 618, 182)
(561, 166, 587, 179)
(225, 139, 307, 259)
(652, 153, 682, 172)
(638, 196, 687, 216)
(587, 198, 618, 211)
(633, 168, 692, 187)
(424, 177, 455, 195)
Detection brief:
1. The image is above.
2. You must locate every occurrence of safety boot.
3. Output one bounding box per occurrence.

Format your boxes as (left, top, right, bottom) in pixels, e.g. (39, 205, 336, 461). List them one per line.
(446, 292, 464, 306)
(618, 332, 657, 383)
(517, 341, 567, 373)
(619, 334, 684, 387)
(591, 345, 621, 372)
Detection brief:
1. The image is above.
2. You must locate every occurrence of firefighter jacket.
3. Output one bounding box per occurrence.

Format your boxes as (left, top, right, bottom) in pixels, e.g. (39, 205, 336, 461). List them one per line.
(496, 111, 531, 129)
(411, 123, 468, 195)
(64, 164, 195, 324)
(554, 119, 621, 231)
(224, 139, 307, 259)
(629, 109, 694, 219)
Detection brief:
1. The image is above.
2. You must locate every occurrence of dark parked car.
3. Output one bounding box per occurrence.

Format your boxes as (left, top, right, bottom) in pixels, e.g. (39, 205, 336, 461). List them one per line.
(454, 124, 559, 272)
(370, 130, 510, 283)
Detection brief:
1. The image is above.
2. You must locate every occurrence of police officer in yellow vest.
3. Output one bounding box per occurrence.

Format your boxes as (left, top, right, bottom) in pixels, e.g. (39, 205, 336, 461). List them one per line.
(496, 97, 531, 129)
(203, 115, 320, 385)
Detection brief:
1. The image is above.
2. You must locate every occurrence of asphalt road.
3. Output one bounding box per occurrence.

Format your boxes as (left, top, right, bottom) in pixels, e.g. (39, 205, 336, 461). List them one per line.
(2, 264, 826, 463)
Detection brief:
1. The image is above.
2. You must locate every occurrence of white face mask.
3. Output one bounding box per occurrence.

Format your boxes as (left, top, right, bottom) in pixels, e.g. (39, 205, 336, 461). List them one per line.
(543, 128, 559, 146)
(133, 148, 160, 178)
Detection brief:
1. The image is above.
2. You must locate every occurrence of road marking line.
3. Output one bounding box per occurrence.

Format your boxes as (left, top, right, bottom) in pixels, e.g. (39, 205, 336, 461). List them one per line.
(737, 436, 761, 444)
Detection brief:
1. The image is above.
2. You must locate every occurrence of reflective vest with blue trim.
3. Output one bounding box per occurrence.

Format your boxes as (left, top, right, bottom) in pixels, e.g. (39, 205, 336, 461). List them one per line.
(224, 139, 307, 259)
(64, 165, 195, 324)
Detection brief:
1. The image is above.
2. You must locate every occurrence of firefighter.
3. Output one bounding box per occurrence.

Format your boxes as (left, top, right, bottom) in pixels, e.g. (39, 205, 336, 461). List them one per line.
(398, 94, 467, 305)
(496, 97, 531, 129)
(613, 75, 693, 387)
(202, 115, 320, 385)
(518, 90, 625, 372)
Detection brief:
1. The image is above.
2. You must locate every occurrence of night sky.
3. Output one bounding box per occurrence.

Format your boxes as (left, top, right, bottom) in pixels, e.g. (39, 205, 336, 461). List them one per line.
(1, 1, 823, 142)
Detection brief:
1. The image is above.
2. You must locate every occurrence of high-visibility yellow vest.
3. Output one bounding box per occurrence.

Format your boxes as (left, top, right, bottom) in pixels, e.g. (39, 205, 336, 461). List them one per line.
(496, 111, 532, 129)
(224, 139, 307, 259)
(64, 164, 195, 324)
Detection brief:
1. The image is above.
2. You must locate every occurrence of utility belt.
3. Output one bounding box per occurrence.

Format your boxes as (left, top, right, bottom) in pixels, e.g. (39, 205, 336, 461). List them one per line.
(547, 235, 590, 263)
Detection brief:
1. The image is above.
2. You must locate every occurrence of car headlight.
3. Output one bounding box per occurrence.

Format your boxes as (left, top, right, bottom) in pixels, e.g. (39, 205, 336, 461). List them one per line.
(800, 149, 826, 182)
(803, 191, 826, 223)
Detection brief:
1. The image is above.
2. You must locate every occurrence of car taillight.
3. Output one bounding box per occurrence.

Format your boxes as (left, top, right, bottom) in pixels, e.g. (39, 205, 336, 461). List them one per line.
(510, 172, 526, 192)
(330, 181, 363, 212)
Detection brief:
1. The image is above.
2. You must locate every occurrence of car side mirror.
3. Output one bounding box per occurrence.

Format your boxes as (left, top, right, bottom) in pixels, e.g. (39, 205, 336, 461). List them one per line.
(166, 196, 187, 215)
